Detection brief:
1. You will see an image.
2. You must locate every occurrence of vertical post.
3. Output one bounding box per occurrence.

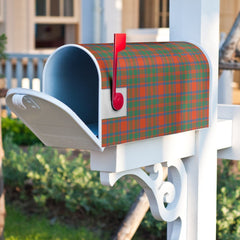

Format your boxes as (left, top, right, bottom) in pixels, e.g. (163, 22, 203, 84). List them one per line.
(170, 0, 219, 239)
(16, 58, 23, 88)
(94, 0, 102, 43)
(37, 58, 44, 91)
(27, 58, 34, 90)
(81, 1, 95, 43)
(5, 59, 12, 89)
(218, 71, 233, 104)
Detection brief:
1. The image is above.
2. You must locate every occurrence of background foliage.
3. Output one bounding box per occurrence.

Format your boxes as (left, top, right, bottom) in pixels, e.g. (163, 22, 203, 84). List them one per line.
(2, 117, 41, 145)
(0, 34, 7, 59)
(217, 160, 240, 240)
(3, 116, 240, 239)
(2, 117, 166, 238)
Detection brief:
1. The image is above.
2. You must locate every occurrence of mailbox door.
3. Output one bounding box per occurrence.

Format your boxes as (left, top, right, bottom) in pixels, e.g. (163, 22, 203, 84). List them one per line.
(6, 88, 103, 152)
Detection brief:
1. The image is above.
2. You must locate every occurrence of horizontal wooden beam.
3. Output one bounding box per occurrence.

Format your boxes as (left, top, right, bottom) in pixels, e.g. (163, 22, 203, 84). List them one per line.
(219, 61, 240, 70)
(218, 104, 240, 160)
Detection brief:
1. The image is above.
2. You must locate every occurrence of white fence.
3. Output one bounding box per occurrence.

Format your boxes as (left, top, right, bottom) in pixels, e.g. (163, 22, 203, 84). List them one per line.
(0, 53, 49, 92)
(0, 53, 49, 114)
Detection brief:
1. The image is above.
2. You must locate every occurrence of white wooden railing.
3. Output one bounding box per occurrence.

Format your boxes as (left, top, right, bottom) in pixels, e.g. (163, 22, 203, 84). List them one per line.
(0, 53, 49, 91)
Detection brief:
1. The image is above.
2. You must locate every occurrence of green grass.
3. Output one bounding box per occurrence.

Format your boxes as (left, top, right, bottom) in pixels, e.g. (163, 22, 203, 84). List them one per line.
(4, 205, 104, 240)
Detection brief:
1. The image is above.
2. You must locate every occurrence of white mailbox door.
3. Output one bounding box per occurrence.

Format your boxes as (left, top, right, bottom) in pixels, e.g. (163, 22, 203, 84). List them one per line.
(6, 88, 103, 152)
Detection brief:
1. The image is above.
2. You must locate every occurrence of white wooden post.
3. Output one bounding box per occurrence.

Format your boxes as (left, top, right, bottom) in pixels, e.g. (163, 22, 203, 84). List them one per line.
(218, 71, 233, 104)
(218, 33, 233, 105)
(170, 0, 219, 239)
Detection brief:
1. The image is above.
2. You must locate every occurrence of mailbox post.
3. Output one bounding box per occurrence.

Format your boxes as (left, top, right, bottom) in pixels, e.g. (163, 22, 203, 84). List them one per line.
(6, 0, 240, 239)
(170, 0, 220, 239)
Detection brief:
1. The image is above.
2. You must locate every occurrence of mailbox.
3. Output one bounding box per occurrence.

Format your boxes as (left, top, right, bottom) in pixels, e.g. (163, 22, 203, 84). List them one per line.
(6, 39, 210, 153)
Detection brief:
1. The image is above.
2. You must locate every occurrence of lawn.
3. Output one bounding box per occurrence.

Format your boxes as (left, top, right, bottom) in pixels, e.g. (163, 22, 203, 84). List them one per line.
(4, 205, 104, 240)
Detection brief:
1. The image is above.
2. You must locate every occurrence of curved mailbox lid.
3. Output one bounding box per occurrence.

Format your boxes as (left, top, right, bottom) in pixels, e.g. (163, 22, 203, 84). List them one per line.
(6, 88, 103, 152)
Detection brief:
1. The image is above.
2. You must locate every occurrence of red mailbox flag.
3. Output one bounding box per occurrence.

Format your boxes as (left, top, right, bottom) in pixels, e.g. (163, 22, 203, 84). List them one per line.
(112, 33, 126, 111)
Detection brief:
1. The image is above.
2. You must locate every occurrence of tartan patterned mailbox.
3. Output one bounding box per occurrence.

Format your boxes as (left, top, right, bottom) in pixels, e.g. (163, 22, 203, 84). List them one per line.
(6, 39, 210, 152)
(83, 41, 210, 147)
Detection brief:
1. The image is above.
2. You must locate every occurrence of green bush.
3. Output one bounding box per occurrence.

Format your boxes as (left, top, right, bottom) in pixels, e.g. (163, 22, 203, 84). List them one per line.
(3, 135, 166, 238)
(4, 118, 240, 239)
(2, 117, 41, 145)
(217, 160, 240, 240)
(3, 135, 138, 215)
(0, 33, 7, 60)
(5, 129, 240, 238)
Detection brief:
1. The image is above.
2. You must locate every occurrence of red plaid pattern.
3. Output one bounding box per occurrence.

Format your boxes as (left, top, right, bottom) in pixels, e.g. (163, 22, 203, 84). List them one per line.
(81, 42, 209, 147)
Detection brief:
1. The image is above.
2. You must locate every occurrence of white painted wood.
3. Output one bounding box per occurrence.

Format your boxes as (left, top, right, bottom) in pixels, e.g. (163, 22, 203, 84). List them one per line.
(102, 0, 122, 43)
(6, 88, 103, 152)
(100, 160, 187, 238)
(94, 0, 102, 43)
(81, 0, 95, 43)
(5, 0, 29, 53)
(90, 130, 195, 172)
(218, 70, 233, 104)
(126, 28, 169, 42)
(101, 88, 127, 119)
(218, 104, 240, 160)
(216, 119, 232, 150)
(170, 0, 219, 239)
(33, 17, 79, 24)
(165, 159, 187, 240)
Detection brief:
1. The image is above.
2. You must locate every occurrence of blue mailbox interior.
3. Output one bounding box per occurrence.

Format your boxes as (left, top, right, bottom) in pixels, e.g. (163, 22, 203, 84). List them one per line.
(43, 45, 99, 136)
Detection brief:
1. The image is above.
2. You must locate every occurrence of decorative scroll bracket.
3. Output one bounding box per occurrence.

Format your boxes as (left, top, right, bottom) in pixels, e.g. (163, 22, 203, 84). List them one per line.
(92, 117, 234, 240)
(100, 158, 187, 240)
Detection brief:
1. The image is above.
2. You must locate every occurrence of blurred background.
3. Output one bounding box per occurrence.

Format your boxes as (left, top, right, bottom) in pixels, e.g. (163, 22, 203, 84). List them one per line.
(0, 0, 239, 105)
(0, 0, 237, 51)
